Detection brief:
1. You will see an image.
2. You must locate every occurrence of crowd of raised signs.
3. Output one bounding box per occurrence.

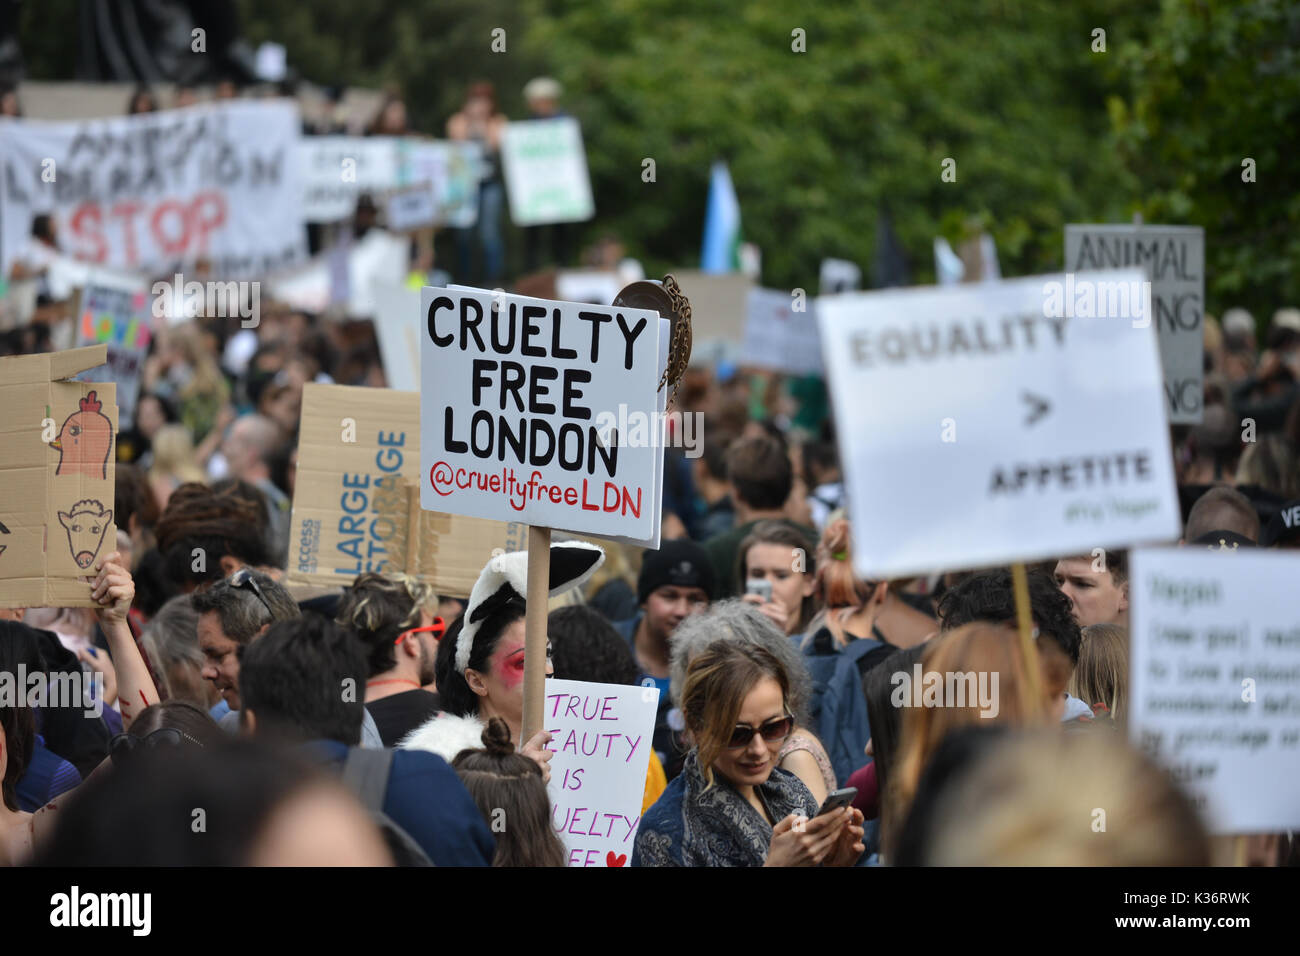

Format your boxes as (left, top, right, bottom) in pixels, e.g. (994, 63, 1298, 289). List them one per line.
(2, 81, 1300, 868)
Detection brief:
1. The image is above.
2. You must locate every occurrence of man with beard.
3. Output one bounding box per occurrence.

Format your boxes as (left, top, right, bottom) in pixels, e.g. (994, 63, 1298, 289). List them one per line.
(336, 573, 444, 747)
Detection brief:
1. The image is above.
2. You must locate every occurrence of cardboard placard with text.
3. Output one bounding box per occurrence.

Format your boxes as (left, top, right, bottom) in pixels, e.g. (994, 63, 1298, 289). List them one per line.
(1129, 548, 1300, 833)
(287, 383, 526, 599)
(0, 345, 118, 607)
(421, 286, 665, 548)
(544, 678, 659, 867)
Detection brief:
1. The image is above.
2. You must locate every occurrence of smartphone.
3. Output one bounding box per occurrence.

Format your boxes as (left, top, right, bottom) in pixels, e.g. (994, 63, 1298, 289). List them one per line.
(745, 578, 772, 602)
(816, 787, 857, 817)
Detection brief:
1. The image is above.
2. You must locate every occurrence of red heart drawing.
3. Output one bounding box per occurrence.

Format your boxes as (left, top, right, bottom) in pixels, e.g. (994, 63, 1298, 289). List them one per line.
(606, 851, 627, 867)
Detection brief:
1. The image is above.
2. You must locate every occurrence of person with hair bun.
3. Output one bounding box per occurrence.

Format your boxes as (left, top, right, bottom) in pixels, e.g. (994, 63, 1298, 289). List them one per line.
(634, 641, 864, 867)
(452, 717, 567, 867)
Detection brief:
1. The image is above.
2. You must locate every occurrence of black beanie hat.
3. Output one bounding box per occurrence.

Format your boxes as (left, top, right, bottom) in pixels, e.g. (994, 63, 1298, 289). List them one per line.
(637, 539, 716, 604)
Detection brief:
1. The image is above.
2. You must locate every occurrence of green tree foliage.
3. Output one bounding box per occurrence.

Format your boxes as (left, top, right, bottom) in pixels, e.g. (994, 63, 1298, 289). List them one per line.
(1107, 0, 1300, 319)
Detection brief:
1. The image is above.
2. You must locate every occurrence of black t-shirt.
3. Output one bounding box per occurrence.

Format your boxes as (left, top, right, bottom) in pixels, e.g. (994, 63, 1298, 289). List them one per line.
(365, 690, 442, 748)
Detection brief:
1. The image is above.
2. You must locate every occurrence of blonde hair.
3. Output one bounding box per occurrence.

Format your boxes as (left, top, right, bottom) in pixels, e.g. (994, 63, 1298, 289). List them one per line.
(919, 731, 1210, 865)
(149, 425, 206, 484)
(679, 641, 789, 790)
(888, 623, 1058, 855)
(1069, 624, 1128, 725)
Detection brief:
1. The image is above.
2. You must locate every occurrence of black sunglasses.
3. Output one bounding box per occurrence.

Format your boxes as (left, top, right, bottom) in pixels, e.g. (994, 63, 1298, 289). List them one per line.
(230, 567, 274, 617)
(109, 728, 204, 766)
(726, 715, 795, 750)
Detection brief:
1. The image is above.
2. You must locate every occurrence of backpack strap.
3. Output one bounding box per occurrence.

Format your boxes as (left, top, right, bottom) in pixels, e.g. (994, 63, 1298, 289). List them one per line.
(342, 746, 394, 812)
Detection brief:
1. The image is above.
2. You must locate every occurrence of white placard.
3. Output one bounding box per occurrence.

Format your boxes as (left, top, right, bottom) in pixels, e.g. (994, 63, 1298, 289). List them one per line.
(501, 117, 595, 226)
(384, 184, 438, 232)
(1129, 548, 1300, 832)
(544, 678, 659, 867)
(371, 280, 422, 391)
(420, 285, 663, 545)
(741, 287, 823, 375)
(817, 271, 1181, 578)
(1065, 224, 1205, 425)
(0, 102, 307, 278)
(300, 136, 399, 223)
(820, 257, 861, 295)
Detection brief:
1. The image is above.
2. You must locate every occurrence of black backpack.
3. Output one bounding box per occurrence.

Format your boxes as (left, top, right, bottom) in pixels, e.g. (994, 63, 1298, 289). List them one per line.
(341, 747, 434, 867)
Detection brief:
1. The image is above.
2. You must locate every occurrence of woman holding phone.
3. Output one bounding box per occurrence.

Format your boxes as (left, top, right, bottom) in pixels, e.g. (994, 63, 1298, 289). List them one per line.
(736, 521, 821, 638)
(633, 640, 864, 867)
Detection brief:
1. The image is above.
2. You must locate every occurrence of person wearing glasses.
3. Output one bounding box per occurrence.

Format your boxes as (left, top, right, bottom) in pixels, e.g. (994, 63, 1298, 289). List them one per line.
(632, 640, 864, 867)
(335, 573, 445, 747)
(190, 568, 300, 721)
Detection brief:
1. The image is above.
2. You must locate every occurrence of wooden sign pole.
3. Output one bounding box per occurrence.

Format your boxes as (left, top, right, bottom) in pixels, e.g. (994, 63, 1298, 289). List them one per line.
(1009, 562, 1043, 714)
(520, 525, 552, 746)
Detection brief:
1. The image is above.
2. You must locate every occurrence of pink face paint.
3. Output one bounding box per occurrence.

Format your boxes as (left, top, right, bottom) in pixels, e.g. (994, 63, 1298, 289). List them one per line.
(493, 642, 527, 690)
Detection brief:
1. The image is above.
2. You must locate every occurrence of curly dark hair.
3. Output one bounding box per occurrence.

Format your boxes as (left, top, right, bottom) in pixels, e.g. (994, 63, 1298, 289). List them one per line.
(937, 568, 1081, 665)
(548, 605, 639, 686)
(154, 482, 270, 587)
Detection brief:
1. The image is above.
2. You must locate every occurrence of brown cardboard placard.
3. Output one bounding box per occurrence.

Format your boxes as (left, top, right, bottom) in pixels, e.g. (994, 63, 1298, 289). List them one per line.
(287, 382, 527, 598)
(671, 270, 752, 346)
(0, 344, 118, 607)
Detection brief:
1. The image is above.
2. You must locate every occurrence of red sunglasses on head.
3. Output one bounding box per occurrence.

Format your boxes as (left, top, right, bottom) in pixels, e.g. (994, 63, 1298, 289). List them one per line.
(395, 617, 446, 645)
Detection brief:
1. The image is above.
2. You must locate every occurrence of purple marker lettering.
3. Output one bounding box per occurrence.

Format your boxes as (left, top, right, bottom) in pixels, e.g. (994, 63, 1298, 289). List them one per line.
(582, 696, 601, 720)
(603, 733, 618, 758)
(568, 847, 584, 866)
(584, 813, 604, 837)
(551, 805, 570, 832)
(583, 849, 600, 867)
(603, 812, 621, 839)
(567, 808, 589, 835)
(600, 696, 617, 719)
(545, 728, 560, 752)
(624, 734, 642, 762)
(623, 815, 641, 842)
(563, 729, 578, 754)
(564, 695, 581, 719)
(547, 693, 566, 718)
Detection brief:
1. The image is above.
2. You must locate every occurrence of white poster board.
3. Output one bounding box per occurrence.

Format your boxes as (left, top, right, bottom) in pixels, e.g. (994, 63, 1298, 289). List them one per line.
(1065, 224, 1205, 425)
(817, 271, 1181, 578)
(544, 678, 659, 867)
(741, 287, 823, 375)
(1129, 548, 1300, 832)
(421, 285, 664, 547)
(0, 102, 307, 278)
(371, 280, 422, 391)
(501, 117, 595, 226)
(300, 136, 400, 223)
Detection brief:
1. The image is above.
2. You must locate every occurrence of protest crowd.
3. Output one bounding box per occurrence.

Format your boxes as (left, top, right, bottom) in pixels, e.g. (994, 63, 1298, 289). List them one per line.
(0, 3, 1297, 877)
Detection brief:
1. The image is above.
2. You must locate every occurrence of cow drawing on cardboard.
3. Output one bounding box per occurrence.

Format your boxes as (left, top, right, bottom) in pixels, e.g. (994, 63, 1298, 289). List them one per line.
(53, 391, 114, 479)
(58, 499, 113, 569)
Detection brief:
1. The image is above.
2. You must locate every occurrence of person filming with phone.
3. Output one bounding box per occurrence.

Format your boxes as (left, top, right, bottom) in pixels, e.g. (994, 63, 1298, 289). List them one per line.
(633, 640, 864, 867)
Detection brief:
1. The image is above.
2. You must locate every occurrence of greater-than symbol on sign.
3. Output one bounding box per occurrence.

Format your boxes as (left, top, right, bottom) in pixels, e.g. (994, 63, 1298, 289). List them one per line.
(1022, 391, 1050, 427)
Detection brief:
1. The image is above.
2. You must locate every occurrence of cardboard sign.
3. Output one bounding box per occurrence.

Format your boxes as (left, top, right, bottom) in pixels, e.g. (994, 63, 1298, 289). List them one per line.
(741, 287, 823, 375)
(670, 270, 752, 347)
(73, 284, 152, 429)
(1065, 224, 1205, 425)
(1129, 548, 1300, 832)
(0, 102, 306, 278)
(817, 271, 1181, 578)
(287, 383, 526, 598)
(544, 678, 659, 867)
(0, 345, 118, 607)
(501, 118, 595, 226)
(420, 286, 665, 547)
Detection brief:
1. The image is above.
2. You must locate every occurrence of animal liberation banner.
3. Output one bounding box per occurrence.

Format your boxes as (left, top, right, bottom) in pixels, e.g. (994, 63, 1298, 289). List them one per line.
(817, 271, 1181, 578)
(0, 101, 307, 278)
(501, 118, 595, 226)
(73, 282, 152, 429)
(0, 345, 117, 607)
(544, 678, 659, 867)
(288, 382, 525, 599)
(1129, 548, 1300, 832)
(420, 286, 665, 547)
(1065, 224, 1205, 425)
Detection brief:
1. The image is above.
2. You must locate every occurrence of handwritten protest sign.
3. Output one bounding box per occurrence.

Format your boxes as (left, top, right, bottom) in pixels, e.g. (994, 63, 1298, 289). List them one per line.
(73, 283, 152, 429)
(0, 345, 117, 607)
(420, 286, 665, 547)
(544, 678, 659, 867)
(288, 383, 525, 598)
(1065, 224, 1205, 425)
(0, 101, 306, 278)
(300, 137, 398, 223)
(1129, 548, 1300, 832)
(741, 287, 823, 375)
(817, 271, 1181, 578)
(501, 118, 595, 226)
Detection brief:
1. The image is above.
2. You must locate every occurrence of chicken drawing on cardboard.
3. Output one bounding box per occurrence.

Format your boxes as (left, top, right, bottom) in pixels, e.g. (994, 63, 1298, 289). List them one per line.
(58, 499, 112, 569)
(52, 391, 114, 479)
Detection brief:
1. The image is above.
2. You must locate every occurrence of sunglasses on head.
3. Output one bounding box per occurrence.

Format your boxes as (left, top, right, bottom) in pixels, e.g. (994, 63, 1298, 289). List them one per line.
(726, 715, 794, 750)
(229, 567, 274, 617)
(109, 728, 204, 766)
(395, 617, 446, 645)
